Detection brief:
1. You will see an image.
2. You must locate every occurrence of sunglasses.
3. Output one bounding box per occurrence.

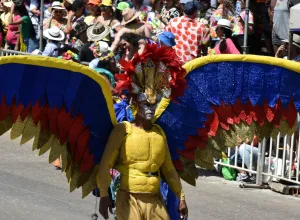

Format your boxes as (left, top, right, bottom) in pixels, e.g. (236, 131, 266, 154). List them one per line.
(54, 10, 63, 14)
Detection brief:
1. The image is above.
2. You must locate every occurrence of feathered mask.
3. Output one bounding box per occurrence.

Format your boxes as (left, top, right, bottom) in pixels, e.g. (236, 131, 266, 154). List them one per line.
(115, 44, 187, 104)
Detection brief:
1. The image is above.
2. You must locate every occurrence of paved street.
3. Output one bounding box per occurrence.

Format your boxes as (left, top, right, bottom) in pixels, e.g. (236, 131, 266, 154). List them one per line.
(1, 131, 300, 220)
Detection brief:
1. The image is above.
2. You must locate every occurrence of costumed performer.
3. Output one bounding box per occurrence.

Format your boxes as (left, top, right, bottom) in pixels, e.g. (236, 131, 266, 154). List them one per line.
(98, 44, 188, 220)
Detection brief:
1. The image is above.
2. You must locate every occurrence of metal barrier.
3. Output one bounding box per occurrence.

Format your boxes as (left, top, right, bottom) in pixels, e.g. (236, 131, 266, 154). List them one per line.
(0, 49, 33, 56)
(215, 131, 300, 190)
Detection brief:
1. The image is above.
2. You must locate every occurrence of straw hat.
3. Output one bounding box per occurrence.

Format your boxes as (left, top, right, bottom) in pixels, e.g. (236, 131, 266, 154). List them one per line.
(121, 8, 141, 25)
(87, 22, 111, 42)
(43, 26, 65, 41)
(50, 1, 66, 11)
(48, 1, 67, 16)
(73, 20, 89, 35)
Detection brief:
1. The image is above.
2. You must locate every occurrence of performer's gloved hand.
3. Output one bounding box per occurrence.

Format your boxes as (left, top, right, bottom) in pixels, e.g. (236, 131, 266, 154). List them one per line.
(178, 200, 188, 220)
(99, 196, 113, 220)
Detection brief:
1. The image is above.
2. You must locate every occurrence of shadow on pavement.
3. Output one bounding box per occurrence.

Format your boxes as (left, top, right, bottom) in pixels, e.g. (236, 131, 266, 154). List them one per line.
(197, 167, 222, 178)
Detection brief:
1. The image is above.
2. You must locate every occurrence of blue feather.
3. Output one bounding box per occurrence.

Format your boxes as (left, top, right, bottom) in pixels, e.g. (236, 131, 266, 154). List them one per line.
(47, 68, 72, 109)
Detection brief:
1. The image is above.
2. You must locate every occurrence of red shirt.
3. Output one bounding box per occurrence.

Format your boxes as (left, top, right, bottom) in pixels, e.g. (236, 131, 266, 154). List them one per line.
(166, 16, 206, 62)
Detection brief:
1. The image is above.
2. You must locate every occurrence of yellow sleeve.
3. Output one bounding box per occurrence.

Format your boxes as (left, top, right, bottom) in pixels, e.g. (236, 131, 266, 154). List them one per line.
(160, 140, 184, 200)
(97, 123, 126, 198)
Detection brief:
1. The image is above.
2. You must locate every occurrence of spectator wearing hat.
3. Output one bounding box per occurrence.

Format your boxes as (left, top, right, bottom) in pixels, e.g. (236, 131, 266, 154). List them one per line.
(72, 20, 89, 51)
(80, 22, 111, 62)
(89, 41, 117, 90)
(166, 1, 207, 62)
(66, 0, 85, 36)
(115, 2, 130, 22)
(122, 8, 151, 36)
(157, 31, 176, 47)
(209, 0, 235, 40)
(42, 26, 65, 57)
(84, 0, 101, 25)
(96, 0, 122, 43)
(43, 1, 69, 34)
(210, 18, 240, 54)
(110, 8, 152, 52)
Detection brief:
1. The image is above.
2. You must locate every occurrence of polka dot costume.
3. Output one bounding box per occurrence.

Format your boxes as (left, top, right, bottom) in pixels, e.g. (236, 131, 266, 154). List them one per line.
(166, 16, 206, 62)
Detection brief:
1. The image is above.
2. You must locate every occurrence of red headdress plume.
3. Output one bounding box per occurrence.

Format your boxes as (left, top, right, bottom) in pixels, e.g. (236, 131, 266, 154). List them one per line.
(115, 44, 187, 103)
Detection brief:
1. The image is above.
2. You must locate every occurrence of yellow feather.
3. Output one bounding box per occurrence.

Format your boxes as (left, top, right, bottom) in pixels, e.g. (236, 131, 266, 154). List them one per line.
(11, 116, 28, 140)
(70, 166, 80, 192)
(77, 169, 93, 188)
(179, 156, 197, 186)
(20, 116, 37, 145)
(82, 167, 98, 199)
(32, 123, 41, 151)
(66, 163, 72, 183)
(38, 134, 54, 156)
(0, 114, 13, 135)
(33, 127, 51, 150)
(195, 148, 215, 170)
(49, 137, 65, 164)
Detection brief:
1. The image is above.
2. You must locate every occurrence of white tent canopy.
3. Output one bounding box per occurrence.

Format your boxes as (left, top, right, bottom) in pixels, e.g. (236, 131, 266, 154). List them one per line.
(290, 3, 300, 31)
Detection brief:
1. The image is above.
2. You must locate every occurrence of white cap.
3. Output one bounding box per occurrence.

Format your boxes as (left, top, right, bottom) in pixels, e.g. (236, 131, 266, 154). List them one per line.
(217, 19, 231, 30)
(98, 41, 109, 53)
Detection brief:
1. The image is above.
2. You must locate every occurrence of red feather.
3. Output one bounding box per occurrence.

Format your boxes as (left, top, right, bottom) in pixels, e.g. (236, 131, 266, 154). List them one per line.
(178, 149, 195, 160)
(20, 104, 31, 121)
(12, 104, 24, 123)
(48, 107, 60, 136)
(32, 102, 43, 125)
(40, 105, 49, 131)
(272, 100, 282, 128)
(68, 115, 86, 157)
(80, 148, 94, 173)
(281, 100, 297, 128)
(233, 115, 241, 124)
(252, 105, 265, 127)
(117, 44, 187, 100)
(205, 111, 219, 137)
(0, 95, 11, 120)
(264, 101, 276, 123)
(75, 127, 90, 164)
(172, 159, 184, 171)
(57, 109, 74, 144)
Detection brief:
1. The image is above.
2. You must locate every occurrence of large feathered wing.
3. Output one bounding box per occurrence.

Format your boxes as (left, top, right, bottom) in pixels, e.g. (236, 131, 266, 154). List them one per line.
(154, 55, 300, 186)
(0, 56, 117, 198)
